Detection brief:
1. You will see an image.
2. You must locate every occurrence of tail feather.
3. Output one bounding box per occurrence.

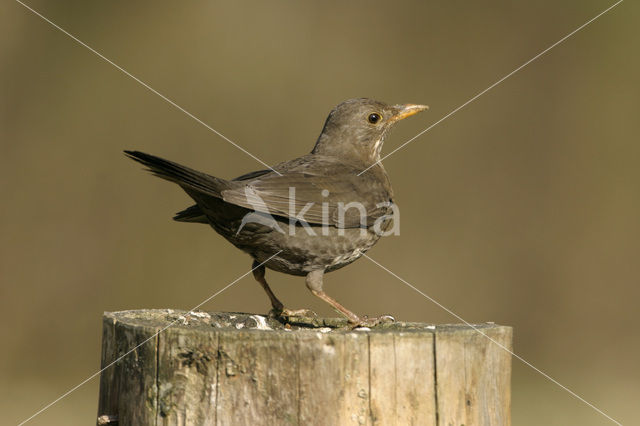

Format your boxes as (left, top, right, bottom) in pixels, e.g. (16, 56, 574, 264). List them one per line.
(124, 150, 229, 198)
(173, 204, 208, 223)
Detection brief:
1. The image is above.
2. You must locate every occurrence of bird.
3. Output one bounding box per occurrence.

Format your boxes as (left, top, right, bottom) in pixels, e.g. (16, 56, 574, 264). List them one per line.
(125, 98, 427, 326)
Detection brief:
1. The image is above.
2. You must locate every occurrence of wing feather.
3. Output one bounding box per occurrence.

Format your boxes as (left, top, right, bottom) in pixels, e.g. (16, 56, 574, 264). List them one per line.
(221, 156, 392, 227)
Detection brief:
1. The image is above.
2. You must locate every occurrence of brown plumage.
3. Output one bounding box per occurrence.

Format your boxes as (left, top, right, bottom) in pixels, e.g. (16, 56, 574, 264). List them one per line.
(125, 98, 427, 325)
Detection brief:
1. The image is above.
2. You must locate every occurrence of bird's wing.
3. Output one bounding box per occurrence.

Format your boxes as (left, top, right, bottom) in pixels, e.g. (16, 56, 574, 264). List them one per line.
(232, 169, 272, 181)
(221, 158, 392, 227)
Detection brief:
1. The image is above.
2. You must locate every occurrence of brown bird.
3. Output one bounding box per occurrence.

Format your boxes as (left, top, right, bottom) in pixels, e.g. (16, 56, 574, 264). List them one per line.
(125, 98, 427, 326)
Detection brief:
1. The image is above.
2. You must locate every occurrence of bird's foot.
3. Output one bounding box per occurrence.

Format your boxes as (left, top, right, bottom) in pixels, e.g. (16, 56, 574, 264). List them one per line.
(282, 308, 318, 318)
(269, 307, 318, 320)
(350, 314, 396, 329)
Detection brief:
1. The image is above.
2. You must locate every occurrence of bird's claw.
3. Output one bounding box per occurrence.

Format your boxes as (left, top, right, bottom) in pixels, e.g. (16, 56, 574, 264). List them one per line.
(351, 314, 396, 328)
(269, 307, 318, 320)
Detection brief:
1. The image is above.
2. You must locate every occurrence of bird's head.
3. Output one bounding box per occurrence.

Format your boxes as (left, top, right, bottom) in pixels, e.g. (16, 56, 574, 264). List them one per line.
(312, 98, 428, 165)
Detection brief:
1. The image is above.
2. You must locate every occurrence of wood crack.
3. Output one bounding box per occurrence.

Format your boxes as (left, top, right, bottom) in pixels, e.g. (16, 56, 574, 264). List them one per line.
(433, 330, 439, 426)
(154, 332, 160, 426)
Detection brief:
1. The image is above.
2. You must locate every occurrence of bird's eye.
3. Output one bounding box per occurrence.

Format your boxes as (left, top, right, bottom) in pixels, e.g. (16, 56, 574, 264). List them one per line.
(368, 113, 381, 124)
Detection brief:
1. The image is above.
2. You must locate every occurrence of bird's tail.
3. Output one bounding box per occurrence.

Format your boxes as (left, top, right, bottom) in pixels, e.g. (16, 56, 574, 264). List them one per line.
(124, 150, 230, 198)
(173, 204, 208, 223)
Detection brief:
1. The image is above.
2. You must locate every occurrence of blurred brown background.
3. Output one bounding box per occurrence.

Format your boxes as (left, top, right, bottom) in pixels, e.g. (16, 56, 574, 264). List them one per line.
(1, 0, 638, 424)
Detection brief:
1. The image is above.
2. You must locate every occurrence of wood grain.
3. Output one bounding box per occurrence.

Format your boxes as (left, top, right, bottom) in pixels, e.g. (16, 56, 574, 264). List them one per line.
(97, 310, 512, 426)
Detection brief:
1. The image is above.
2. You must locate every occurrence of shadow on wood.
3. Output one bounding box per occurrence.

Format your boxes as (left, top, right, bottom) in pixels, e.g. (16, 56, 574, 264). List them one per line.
(97, 310, 512, 425)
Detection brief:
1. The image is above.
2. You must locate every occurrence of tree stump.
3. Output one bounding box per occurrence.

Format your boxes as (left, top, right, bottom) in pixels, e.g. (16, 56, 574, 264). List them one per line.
(97, 310, 512, 426)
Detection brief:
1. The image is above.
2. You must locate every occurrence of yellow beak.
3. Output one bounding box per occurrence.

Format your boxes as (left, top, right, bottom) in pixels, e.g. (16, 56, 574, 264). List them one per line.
(391, 104, 429, 122)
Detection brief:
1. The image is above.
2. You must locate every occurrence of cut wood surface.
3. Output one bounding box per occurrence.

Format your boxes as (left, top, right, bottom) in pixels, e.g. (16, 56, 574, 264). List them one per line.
(97, 310, 512, 426)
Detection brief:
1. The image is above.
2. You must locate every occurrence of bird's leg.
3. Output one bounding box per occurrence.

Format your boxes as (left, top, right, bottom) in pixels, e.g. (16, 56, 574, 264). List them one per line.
(252, 261, 284, 312)
(305, 269, 395, 327)
(305, 270, 361, 324)
(252, 261, 316, 318)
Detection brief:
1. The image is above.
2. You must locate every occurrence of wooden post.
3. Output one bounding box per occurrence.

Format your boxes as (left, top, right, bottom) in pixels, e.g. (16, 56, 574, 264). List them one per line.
(97, 310, 512, 426)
